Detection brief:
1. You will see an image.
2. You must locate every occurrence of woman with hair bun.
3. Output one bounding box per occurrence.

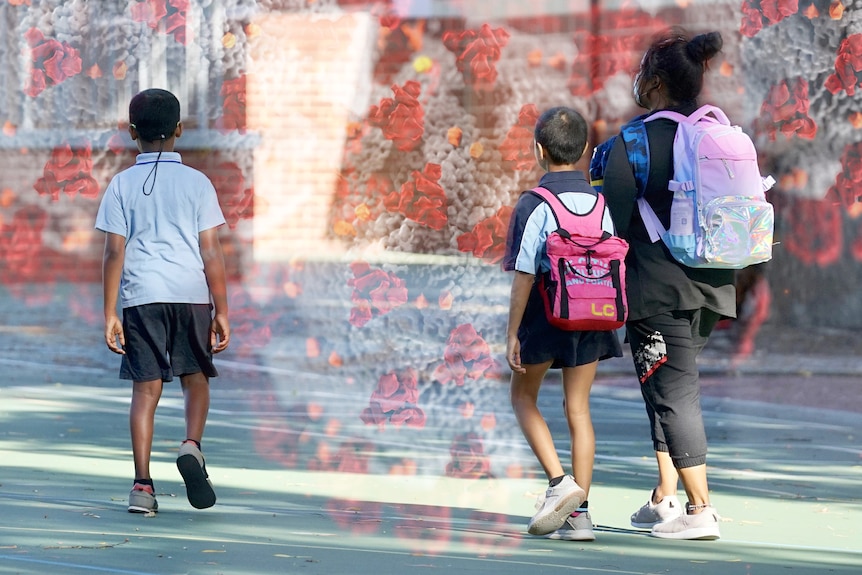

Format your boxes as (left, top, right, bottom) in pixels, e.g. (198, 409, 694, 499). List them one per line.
(596, 29, 733, 540)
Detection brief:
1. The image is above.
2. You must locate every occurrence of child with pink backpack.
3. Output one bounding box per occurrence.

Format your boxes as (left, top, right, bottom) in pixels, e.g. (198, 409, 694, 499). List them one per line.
(502, 106, 624, 541)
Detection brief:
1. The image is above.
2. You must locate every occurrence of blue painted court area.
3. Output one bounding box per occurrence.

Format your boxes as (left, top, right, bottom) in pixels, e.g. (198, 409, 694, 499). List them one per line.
(1, 279, 861, 574)
(2, 365, 860, 574)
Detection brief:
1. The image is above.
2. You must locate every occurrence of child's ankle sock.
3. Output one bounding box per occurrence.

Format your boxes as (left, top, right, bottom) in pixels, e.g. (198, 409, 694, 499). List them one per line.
(133, 478, 154, 491)
(183, 439, 201, 450)
(572, 500, 589, 516)
(548, 475, 565, 487)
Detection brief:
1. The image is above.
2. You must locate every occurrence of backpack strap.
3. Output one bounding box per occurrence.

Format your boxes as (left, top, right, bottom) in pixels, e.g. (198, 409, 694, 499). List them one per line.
(643, 110, 691, 195)
(623, 114, 666, 244)
(592, 113, 651, 197)
(644, 110, 688, 124)
(530, 186, 606, 237)
(636, 197, 667, 243)
(619, 118, 650, 199)
(647, 105, 730, 126)
(589, 137, 616, 194)
(687, 104, 730, 125)
(634, 104, 734, 244)
(601, 112, 686, 244)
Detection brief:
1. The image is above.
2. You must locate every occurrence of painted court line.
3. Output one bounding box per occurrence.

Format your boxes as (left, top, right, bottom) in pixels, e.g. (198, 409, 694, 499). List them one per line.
(0, 356, 107, 374)
(0, 555, 158, 575)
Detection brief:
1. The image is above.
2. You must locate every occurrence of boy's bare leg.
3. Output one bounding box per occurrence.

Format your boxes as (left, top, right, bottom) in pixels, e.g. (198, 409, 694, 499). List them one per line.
(562, 361, 598, 498)
(510, 361, 564, 480)
(180, 372, 210, 443)
(177, 371, 216, 509)
(130, 379, 163, 480)
(652, 450, 680, 503)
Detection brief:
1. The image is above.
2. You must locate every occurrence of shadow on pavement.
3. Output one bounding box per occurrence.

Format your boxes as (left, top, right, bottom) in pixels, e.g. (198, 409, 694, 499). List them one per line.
(1, 277, 861, 574)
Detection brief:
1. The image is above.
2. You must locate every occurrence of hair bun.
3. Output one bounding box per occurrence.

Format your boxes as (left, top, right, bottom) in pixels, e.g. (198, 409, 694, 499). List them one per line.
(687, 31, 723, 64)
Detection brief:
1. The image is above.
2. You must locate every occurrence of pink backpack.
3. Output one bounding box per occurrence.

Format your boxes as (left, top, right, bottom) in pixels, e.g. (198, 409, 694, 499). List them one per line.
(531, 187, 629, 331)
(638, 105, 776, 268)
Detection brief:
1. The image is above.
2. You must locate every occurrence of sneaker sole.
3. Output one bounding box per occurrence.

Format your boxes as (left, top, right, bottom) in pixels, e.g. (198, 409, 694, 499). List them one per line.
(631, 518, 679, 529)
(650, 527, 720, 540)
(177, 454, 216, 509)
(527, 487, 586, 536)
(128, 504, 157, 513)
(546, 530, 595, 541)
(631, 521, 659, 529)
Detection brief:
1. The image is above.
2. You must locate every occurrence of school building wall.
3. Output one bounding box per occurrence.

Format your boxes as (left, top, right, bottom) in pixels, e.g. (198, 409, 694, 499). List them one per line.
(1, 0, 861, 328)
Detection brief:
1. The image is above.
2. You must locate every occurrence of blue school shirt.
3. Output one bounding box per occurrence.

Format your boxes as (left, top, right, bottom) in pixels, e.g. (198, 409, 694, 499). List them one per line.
(95, 152, 226, 309)
(503, 170, 615, 276)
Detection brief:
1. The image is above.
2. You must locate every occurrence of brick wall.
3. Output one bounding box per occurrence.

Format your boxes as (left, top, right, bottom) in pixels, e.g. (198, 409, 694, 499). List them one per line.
(244, 11, 375, 261)
(2, 1, 862, 327)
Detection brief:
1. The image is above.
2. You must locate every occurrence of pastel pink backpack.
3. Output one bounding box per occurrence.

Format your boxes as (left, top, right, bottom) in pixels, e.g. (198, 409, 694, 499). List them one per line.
(638, 105, 776, 268)
(532, 187, 629, 331)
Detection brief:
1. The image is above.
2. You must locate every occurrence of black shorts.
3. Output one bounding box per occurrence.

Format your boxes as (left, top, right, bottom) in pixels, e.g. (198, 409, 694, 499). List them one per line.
(120, 303, 218, 382)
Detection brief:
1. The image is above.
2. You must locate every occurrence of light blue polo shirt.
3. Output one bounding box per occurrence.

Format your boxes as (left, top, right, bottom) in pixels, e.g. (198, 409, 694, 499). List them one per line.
(95, 152, 226, 309)
(503, 171, 616, 276)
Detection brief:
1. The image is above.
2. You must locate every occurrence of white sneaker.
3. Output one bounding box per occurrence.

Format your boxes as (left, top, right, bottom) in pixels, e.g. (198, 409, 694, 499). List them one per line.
(545, 511, 595, 541)
(630, 489, 683, 529)
(651, 505, 721, 540)
(527, 475, 586, 536)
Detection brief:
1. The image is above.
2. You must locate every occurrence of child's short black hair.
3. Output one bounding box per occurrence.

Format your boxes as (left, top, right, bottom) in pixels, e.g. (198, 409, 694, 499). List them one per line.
(534, 107, 588, 166)
(129, 89, 181, 142)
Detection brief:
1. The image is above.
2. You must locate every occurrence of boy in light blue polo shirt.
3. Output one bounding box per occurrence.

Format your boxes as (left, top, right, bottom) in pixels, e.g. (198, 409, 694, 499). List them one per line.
(95, 89, 230, 513)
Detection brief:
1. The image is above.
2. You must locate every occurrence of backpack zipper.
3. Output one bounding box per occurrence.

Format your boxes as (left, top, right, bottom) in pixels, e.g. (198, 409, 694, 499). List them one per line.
(699, 156, 736, 179)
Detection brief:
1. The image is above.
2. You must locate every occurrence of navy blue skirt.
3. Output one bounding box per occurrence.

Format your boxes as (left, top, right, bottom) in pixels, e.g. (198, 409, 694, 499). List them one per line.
(517, 286, 623, 368)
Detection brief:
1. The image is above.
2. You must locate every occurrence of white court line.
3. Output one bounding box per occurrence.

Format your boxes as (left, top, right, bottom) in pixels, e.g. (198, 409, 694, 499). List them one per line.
(8, 385, 232, 416)
(0, 356, 107, 374)
(0, 555, 157, 575)
(214, 357, 331, 380)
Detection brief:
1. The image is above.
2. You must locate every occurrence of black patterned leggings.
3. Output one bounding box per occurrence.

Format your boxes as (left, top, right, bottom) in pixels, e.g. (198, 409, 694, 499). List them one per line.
(626, 308, 721, 469)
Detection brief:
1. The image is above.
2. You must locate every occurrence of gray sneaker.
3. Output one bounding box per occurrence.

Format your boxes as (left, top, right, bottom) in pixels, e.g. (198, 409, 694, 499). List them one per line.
(630, 489, 682, 529)
(176, 442, 216, 509)
(527, 475, 586, 535)
(545, 511, 595, 541)
(128, 484, 158, 513)
(651, 505, 721, 540)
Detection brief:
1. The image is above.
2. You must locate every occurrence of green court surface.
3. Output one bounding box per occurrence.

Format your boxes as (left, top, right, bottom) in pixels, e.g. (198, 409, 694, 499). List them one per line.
(1, 362, 860, 575)
(1, 278, 861, 574)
